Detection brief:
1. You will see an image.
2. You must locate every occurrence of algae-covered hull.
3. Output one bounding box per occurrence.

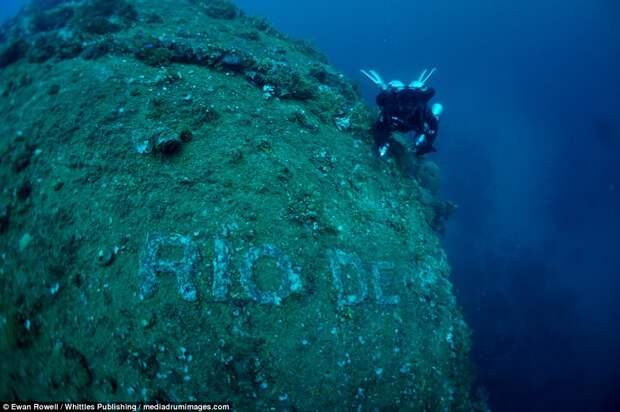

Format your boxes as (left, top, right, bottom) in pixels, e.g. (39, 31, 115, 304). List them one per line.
(0, 0, 484, 410)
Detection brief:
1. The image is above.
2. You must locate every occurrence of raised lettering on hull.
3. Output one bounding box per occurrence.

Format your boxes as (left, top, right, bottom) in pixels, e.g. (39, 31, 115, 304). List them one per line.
(137, 233, 406, 307)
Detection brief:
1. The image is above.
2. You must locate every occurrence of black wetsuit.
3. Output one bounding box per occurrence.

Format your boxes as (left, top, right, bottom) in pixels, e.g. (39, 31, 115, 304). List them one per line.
(373, 87, 439, 156)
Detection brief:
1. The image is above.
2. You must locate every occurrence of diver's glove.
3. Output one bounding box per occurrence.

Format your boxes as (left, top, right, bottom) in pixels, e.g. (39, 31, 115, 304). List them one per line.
(379, 143, 390, 157)
(413, 134, 437, 156)
(415, 134, 427, 147)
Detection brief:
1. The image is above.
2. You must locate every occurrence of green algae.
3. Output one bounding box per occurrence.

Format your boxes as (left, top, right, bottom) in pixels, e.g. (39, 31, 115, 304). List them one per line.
(0, 0, 485, 410)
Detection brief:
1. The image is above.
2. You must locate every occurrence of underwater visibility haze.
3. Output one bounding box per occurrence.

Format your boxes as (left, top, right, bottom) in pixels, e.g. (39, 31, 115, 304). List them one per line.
(1, 0, 619, 411)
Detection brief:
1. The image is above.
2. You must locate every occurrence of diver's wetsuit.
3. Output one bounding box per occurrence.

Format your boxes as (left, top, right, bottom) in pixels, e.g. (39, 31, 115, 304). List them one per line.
(373, 87, 439, 156)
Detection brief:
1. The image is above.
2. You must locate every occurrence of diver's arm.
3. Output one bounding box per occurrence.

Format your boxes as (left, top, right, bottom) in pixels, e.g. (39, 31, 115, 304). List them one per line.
(376, 90, 391, 108)
(424, 106, 439, 135)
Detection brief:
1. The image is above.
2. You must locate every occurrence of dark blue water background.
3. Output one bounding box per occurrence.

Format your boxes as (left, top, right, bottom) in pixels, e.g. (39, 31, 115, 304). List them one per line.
(2, 1, 619, 411)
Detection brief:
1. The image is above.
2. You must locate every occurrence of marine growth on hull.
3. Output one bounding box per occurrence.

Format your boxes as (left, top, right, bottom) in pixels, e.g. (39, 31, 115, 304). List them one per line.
(0, 0, 485, 410)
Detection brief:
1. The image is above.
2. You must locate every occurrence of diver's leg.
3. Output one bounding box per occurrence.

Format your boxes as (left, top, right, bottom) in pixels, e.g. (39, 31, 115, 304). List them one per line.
(372, 118, 393, 156)
(372, 118, 390, 147)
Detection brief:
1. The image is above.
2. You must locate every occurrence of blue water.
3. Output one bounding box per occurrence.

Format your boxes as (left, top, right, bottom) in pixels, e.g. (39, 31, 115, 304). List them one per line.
(3, 1, 619, 410)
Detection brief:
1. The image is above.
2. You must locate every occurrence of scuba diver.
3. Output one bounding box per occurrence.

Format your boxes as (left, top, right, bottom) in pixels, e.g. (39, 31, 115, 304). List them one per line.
(361, 68, 443, 157)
